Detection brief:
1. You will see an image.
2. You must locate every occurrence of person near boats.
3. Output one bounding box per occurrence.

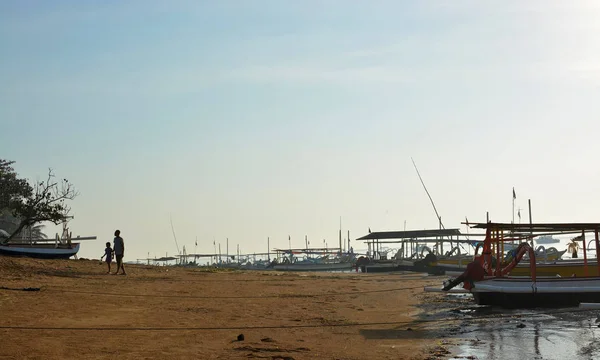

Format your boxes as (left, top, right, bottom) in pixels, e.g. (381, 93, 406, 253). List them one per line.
(100, 242, 114, 273)
(113, 230, 126, 275)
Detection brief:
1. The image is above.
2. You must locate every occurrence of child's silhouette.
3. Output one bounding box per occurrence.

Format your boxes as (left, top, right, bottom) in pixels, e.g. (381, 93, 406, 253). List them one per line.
(100, 242, 114, 274)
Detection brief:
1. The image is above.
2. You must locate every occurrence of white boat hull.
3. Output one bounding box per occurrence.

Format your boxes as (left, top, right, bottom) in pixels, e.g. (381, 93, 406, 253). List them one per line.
(272, 262, 352, 272)
(470, 276, 600, 307)
(0, 243, 80, 259)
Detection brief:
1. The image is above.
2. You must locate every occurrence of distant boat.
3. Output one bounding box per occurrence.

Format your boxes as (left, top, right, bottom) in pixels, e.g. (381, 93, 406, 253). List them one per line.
(268, 248, 354, 272)
(271, 262, 353, 272)
(535, 235, 560, 245)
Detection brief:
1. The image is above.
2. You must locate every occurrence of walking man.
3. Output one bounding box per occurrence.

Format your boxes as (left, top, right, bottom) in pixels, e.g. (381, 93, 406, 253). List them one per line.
(113, 230, 126, 275)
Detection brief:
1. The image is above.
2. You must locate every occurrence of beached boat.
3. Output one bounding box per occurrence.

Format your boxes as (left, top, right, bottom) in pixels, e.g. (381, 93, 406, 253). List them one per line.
(271, 261, 353, 272)
(434, 245, 569, 276)
(0, 223, 96, 260)
(356, 229, 481, 274)
(439, 222, 600, 307)
(268, 248, 354, 272)
(0, 242, 80, 259)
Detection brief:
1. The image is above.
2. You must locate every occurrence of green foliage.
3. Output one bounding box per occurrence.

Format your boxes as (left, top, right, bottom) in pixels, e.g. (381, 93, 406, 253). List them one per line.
(0, 160, 32, 215)
(0, 159, 77, 243)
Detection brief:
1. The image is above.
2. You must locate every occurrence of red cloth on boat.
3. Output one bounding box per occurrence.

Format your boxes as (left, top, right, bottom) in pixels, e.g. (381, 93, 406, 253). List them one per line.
(462, 261, 486, 291)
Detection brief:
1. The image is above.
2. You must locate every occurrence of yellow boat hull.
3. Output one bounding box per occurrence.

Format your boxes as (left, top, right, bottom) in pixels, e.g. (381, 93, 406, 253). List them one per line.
(433, 258, 600, 277)
(509, 261, 600, 277)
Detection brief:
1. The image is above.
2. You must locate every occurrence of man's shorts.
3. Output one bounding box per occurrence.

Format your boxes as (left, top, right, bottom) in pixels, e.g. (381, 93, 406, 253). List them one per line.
(116, 254, 124, 263)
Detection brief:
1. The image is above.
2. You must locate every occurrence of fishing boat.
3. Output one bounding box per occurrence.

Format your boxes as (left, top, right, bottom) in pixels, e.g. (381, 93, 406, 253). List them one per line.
(268, 248, 354, 272)
(0, 242, 81, 259)
(355, 229, 480, 273)
(530, 246, 567, 262)
(535, 235, 561, 245)
(0, 223, 96, 260)
(438, 222, 600, 307)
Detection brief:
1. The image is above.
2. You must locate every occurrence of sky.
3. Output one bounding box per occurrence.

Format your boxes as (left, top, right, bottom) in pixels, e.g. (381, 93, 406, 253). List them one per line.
(2, 1, 600, 261)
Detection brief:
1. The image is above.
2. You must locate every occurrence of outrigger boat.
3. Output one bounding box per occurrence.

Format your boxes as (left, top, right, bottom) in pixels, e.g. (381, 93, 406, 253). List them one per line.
(355, 229, 479, 273)
(267, 248, 355, 272)
(0, 222, 96, 260)
(439, 222, 600, 307)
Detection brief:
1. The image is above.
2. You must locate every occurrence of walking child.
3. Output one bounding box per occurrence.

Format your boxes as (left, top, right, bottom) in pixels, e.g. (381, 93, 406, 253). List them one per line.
(100, 242, 114, 273)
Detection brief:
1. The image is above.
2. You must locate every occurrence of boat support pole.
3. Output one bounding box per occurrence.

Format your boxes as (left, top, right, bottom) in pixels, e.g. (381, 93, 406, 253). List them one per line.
(583, 231, 588, 277)
(596, 229, 600, 276)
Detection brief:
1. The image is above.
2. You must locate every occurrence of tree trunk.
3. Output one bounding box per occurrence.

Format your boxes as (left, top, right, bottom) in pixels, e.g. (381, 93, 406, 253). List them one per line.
(1, 220, 27, 245)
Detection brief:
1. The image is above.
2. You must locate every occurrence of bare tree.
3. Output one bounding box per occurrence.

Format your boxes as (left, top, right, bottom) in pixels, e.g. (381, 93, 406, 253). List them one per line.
(2, 168, 78, 244)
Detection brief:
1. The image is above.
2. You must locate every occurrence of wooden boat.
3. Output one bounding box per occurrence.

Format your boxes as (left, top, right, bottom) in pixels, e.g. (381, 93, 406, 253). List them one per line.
(434, 245, 571, 276)
(0, 242, 80, 259)
(272, 261, 353, 272)
(469, 276, 600, 307)
(268, 248, 354, 272)
(439, 222, 600, 307)
(355, 228, 479, 274)
(0, 223, 96, 260)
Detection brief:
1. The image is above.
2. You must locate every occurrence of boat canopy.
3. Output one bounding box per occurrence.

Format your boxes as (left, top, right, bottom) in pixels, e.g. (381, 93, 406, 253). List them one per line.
(356, 229, 461, 241)
(468, 222, 600, 232)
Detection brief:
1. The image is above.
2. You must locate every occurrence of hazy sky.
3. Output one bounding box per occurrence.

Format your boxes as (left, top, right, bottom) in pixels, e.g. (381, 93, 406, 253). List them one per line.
(2, 1, 600, 260)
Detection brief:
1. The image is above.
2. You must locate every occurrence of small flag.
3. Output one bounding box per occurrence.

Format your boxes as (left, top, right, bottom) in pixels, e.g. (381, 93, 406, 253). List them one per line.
(465, 217, 469, 224)
(517, 209, 521, 220)
(368, 227, 371, 233)
(195, 240, 198, 246)
(513, 187, 516, 200)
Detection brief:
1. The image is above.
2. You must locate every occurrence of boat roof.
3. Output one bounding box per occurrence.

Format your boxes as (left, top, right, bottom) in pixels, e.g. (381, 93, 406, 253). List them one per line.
(272, 248, 342, 254)
(356, 229, 461, 240)
(468, 222, 600, 232)
(152, 256, 178, 261)
(176, 253, 219, 258)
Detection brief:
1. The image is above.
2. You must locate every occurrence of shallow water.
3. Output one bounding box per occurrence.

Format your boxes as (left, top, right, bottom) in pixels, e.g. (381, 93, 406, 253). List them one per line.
(452, 310, 600, 359)
(428, 294, 600, 360)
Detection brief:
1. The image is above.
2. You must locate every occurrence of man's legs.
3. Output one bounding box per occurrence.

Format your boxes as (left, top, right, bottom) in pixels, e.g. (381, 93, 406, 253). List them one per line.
(115, 255, 122, 274)
(116, 254, 126, 275)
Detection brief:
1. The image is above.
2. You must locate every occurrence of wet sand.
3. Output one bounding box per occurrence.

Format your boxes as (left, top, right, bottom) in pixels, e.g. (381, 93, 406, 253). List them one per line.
(418, 292, 600, 360)
(0, 258, 451, 360)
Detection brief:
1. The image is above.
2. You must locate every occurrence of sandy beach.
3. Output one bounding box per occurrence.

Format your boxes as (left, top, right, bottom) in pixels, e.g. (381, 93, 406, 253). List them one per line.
(0, 258, 455, 360)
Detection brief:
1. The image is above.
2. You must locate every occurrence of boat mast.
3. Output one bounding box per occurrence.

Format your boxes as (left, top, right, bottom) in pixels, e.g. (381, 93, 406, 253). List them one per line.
(339, 216, 342, 254)
(411, 158, 445, 230)
(347, 230, 350, 254)
(169, 215, 181, 257)
(528, 199, 534, 248)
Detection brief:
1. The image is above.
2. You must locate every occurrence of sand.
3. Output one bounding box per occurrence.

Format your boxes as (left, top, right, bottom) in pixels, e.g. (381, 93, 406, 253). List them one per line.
(0, 257, 452, 360)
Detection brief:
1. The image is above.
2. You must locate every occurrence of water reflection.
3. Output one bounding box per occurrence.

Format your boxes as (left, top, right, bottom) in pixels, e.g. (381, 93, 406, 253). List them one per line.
(450, 308, 600, 360)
